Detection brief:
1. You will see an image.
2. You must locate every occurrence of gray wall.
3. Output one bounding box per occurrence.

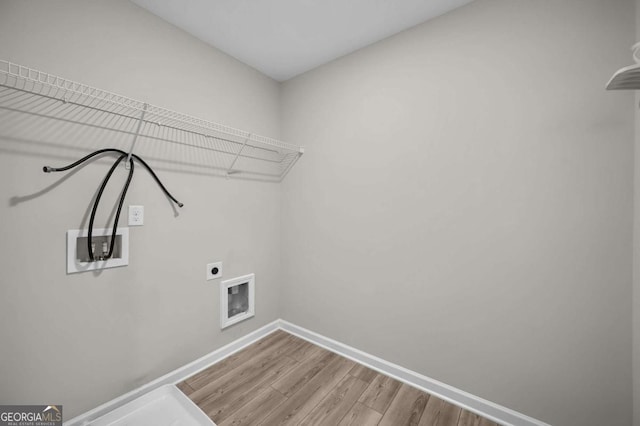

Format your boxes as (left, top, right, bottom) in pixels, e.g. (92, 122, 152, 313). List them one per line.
(0, 0, 282, 418)
(280, 1, 635, 425)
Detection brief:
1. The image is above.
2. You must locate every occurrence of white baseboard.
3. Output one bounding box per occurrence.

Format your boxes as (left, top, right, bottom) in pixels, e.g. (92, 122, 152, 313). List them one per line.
(66, 318, 549, 426)
(278, 319, 550, 426)
(64, 320, 280, 426)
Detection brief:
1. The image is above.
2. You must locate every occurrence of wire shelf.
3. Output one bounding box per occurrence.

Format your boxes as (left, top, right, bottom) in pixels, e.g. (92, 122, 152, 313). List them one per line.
(0, 60, 304, 181)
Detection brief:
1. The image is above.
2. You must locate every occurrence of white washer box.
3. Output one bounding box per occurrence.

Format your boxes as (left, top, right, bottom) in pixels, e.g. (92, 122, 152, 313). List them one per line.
(220, 273, 255, 329)
(67, 228, 129, 274)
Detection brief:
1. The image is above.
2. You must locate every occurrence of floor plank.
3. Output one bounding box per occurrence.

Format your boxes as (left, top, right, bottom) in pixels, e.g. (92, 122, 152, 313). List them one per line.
(186, 330, 291, 390)
(217, 387, 287, 426)
(188, 331, 303, 404)
(419, 395, 462, 426)
(338, 402, 383, 426)
(358, 374, 402, 414)
(259, 355, 356, 425)
(198, 355, 298, 424)
(287, 337, 322, 362)
(349, 364, 379, 384)
(299, 375, 369, 425)
(189, 342, 294, 404)
(378, 383, 429, 426)
(271, 346, 335, 397)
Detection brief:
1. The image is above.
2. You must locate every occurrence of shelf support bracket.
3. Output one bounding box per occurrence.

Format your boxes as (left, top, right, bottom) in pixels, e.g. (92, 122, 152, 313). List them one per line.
(226, 133, 251, 178)
(125, 103, 148, 169)
(279, 148, 305, 182)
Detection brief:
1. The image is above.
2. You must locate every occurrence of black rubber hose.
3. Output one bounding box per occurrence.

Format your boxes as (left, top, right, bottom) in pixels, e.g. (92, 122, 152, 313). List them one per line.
(87, 154, 127, 261)
(103, 156, 134, 260)
(43, 148, 184, 262)
(44, 149, 184, 208)
(130, 154, 184, 208)
(111, 156, 134, 257)
(43, 148, 119, 173)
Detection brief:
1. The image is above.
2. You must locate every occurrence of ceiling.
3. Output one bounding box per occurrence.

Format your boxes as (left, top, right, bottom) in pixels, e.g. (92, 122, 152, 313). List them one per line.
(131, 0, 473, 82)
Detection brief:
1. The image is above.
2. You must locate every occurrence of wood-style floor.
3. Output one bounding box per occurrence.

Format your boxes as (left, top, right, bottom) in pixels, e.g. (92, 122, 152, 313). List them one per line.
(177, 330, 501, 426)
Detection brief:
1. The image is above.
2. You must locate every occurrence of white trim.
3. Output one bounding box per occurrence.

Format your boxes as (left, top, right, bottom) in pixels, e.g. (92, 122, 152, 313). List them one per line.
(65, 319, 550, 426)
(278, 320, 550, 426)
(63, 320, 279, 426)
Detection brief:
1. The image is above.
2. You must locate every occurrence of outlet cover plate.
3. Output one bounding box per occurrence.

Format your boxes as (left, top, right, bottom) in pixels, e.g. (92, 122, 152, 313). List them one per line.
(207, 262, 223, 280)
(128, 205, 144, 226)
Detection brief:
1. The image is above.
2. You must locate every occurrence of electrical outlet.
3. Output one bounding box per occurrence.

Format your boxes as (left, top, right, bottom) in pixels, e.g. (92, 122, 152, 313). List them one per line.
(128, 205, 144, 226)
(207, 262, 223, 280)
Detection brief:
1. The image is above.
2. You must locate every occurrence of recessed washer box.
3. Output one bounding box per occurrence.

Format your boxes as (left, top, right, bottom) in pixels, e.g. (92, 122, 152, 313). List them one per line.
(67, 228, 129, 274)
(220, 273, 255, 329)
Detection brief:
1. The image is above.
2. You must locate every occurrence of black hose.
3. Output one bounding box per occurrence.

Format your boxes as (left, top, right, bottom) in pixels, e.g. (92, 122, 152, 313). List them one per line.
(42, 148, 117, 173)
(129, 154, 184, 208)
(43, 149, 182, 262)
(87, 154, 126, 261)
(44, 148, 183, 209)
(106, 157, 134, 259)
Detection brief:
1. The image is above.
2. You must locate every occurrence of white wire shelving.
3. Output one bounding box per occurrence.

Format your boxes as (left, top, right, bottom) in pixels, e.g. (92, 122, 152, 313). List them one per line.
(0, 60, 304, 181)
